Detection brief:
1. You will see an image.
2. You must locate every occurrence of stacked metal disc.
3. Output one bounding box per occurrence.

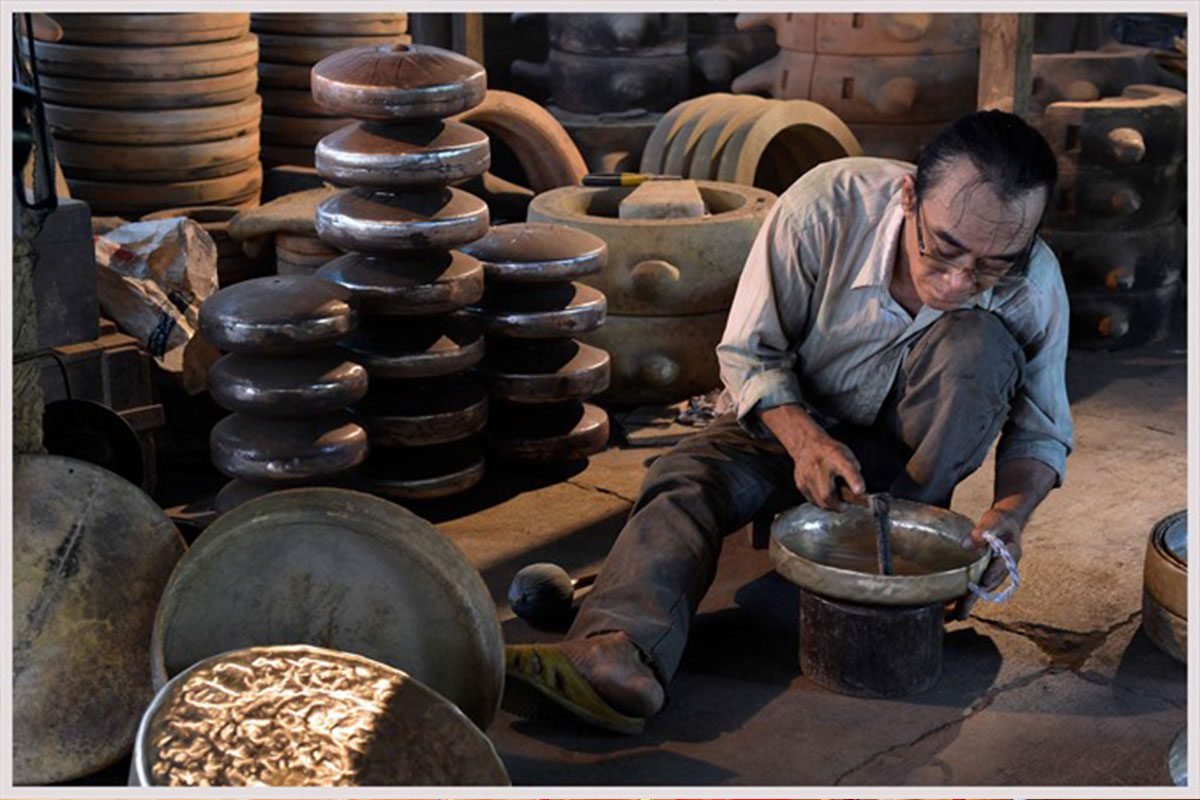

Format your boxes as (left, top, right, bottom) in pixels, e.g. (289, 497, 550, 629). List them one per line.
(732, 12, 980, 162)
(34, 13, 263, 216)
(460, 223, 612, 463)
(250, 13, 410, 168)
(312, 44, 493, 500)
(512, 14, 689, 173)
(1028, 49, 1187, 350)
(198, 275, 369, 512)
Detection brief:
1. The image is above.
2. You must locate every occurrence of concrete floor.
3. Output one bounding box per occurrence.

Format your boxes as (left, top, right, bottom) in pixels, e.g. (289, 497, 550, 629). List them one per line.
(433, 328, 1190, 786)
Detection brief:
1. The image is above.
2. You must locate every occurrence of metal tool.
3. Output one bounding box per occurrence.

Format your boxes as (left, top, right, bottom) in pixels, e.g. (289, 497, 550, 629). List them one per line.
(870, 492, 894, 576)
(581, 171, 682, 186)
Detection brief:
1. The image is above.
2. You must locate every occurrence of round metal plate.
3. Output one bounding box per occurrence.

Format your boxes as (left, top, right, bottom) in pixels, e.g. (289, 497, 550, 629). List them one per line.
(317, 249, 484, 315)
(458, 221, 607, 283)
(315, 187, 490, 253)
(465, 281, 606, 338)
(208, 351, 369, 417)
(13, 455, 186, 785)
(42, 398, 146, 490)
(1145, 510, 1187, 617)
(360, 375, 488, 447)
(364, 438, 486, 500)
(475, 338, 610, 402)
(199, 274, 358, 355)
(210, 411, 368, 484)
(150, 488, 504, 729)
(770, 499, 989, 605)
(341, 316, 484, 379)
(316, 120, 490, 187)
(135, 644, 507, 786)
(1168, 726, 1187, 786)
(311, 43, 486, 120)
(486, 401, 610, 462)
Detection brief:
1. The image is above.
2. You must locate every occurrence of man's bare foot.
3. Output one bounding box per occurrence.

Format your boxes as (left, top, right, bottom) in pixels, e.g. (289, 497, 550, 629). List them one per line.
(559, 631, 665, 718)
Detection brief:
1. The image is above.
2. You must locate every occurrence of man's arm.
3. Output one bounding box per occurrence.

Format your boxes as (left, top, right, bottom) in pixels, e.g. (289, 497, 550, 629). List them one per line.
(760, 404, 865, 510)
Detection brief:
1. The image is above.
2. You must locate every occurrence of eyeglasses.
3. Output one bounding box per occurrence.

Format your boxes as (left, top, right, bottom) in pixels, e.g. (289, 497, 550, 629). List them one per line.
(914, 203, 1033, 285)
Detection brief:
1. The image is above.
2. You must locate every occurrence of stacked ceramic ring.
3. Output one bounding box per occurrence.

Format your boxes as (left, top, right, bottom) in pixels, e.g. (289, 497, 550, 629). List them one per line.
(1029, 49, 1187, 350)
(141, 206, 272, 287)
(512, 14, 689, 173)
(459, 223, 612, 463)
(34, 13, 263, 216)
(311, 44, 493, 500)
(199, 275, 369, 511)
(251, 13, 410, 168)
(732, 12, 980, 161)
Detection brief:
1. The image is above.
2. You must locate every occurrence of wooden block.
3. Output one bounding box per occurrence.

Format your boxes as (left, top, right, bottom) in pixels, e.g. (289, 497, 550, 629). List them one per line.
(619, 179, 706, 219)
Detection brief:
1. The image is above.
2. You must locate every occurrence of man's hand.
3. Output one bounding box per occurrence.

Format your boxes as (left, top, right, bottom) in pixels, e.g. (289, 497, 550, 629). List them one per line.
(948, 506, 1024, 620)
(759, 404, 865, 510)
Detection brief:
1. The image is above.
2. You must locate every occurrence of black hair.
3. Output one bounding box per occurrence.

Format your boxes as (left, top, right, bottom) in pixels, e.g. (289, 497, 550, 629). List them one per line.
(915, 110, 1057, 205)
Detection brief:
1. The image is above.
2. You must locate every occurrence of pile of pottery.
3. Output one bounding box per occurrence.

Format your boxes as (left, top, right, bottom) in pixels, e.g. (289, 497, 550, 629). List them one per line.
(732, 12, 980, 162)
(687, 12, 779, 95)
(251, 12, 410, 168)
(461, 223, 612, 463)
(34, 13, 262, 216)
(312, 43, 494, 500)
(199, 274, 369, 512)
(1030, 48, 1186, 349)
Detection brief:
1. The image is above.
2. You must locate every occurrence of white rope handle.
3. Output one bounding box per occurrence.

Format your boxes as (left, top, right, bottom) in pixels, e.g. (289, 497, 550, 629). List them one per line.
(967, 532, 1020, 603)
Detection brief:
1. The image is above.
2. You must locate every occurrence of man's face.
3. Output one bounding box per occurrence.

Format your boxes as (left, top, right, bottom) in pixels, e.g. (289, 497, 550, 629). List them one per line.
(902, 157, 1047, 311)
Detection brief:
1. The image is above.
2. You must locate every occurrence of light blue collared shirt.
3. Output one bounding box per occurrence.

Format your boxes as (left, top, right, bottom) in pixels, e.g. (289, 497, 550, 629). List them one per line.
(716, 157, 1074, 484)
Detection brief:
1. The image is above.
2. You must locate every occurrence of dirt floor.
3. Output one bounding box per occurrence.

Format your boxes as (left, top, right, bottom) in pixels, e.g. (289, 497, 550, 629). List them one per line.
(433, 324, 1190, 786)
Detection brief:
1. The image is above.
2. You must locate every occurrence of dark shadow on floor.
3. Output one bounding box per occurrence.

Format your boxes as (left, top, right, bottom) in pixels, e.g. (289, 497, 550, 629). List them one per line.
(1066, 313, 1187, 404)
(504, 749, 736, 786)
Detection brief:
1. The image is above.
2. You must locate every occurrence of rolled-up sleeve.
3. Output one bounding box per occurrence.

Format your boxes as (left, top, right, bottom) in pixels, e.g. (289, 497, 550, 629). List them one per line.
(995, 251, 1074, 485)
(717, 196, 820, 435)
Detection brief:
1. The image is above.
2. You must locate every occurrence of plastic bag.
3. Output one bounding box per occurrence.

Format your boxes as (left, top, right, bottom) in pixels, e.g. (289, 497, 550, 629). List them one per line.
(94, 217, 220, 394)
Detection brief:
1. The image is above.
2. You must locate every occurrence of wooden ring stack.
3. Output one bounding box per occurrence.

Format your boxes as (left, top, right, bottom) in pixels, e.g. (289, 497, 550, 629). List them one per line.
(461, 223, 613, 463)
(35, 13, 263, 216)
(312, 43, 494, 500)
(198, 275, 369, 511)
(250, 13, 410, 168)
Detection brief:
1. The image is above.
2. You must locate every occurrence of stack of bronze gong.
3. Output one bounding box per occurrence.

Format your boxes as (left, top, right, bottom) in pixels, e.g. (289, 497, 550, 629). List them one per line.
(460, 223, 612, 463)
(312, 44, 494, 500)
(199, 275, 370, 511)
(251, 13, 410, 168)
(33, 13, 263, 216)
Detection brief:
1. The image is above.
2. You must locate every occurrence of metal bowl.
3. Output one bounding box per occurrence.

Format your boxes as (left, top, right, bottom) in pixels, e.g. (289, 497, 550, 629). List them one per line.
(770, 499, 989, 605)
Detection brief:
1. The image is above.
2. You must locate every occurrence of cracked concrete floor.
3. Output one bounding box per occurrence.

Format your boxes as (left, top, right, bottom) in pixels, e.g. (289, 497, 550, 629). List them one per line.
(433, 329, 1189, 786)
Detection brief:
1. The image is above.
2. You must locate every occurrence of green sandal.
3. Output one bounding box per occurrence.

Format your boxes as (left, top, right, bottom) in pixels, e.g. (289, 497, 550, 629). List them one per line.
(502, 644, 646, 735)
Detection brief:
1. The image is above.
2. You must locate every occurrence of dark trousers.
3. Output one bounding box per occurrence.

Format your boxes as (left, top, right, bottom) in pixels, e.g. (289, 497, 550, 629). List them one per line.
(568, 310, 1026, 686)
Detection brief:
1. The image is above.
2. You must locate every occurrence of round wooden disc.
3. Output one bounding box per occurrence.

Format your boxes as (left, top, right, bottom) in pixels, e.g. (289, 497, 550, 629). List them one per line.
(475, 338, 611, 403)
(39, 68, 257, 110)
(150, 487, 505, 729)
(51, 13, 250, 45)
(141, 205, 238, 227)
(55, 133, 259, 182)
(277, 232, 340, 256)
(199, 274, 358, 355)
(208, 351, 369, 417)
(45, 96, 261, 145)
(465, 282, 607, 338)
(364, 439, 486, 500)
(258, 32, 409, 66)
(486, 401, 609, 462)
(341, 316, 484, 379)
(251, 13, 409, 36)
(261, 113, 353, 147)
(311, 43, 487, 121)
(257, 60, 313, 89)
(315, 187, 490, 253)
(65, 163, 263, 217)
(260, 87, 344, 117)
(13, 455, 186, 785)
(458, 221, 607, 283)
(316, 250, 484, 315)
(315, 120, 490, 187)
(276, 246, 338, 269)
(217, 256, 274, 287)
(210, 411, 368, 484)
(136, 644, 507, 786)
(34, 35, 259, 81)
(361, 375, 488, 447)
